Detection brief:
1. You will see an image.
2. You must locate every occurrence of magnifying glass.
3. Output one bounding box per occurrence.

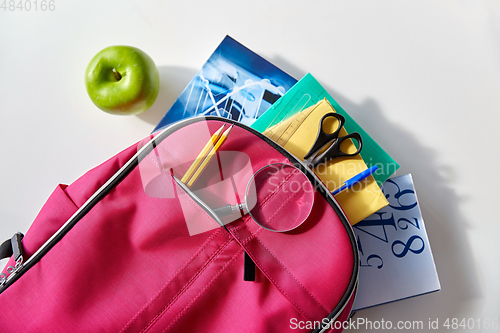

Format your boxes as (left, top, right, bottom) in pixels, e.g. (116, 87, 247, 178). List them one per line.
(213, 163, 315, 232)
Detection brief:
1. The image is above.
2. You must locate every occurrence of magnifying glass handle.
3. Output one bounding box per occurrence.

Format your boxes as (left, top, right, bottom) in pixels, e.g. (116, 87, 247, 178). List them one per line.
(213, 204, 245, 217)
(213, 205, 237, 217)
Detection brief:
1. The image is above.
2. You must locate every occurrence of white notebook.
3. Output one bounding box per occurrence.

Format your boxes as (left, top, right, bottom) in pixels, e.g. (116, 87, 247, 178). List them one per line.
(352, 174, 440, 311)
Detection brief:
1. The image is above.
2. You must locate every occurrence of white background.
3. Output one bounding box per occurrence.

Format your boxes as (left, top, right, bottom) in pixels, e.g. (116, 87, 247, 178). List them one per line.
(1, 1, 499, 332)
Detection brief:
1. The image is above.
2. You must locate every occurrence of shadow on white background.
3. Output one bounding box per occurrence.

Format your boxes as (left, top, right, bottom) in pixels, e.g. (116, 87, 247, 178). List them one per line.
(136, 66, 197, 127)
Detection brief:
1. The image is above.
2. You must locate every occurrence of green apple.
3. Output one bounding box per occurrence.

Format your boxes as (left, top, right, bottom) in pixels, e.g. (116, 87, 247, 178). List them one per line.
(85, 45, 160, 115)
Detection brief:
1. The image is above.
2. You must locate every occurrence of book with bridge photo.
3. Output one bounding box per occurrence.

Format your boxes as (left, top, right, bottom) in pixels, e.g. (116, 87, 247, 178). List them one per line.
(153, 35, 297, 132)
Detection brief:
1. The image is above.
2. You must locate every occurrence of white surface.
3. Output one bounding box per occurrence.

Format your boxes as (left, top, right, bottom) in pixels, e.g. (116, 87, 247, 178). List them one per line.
(1, 1, 499, 332)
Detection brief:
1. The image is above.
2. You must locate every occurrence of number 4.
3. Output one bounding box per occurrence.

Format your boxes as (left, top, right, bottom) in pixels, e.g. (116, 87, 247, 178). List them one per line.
(1, 0, 7, 10)
(354, 212, 397, 243)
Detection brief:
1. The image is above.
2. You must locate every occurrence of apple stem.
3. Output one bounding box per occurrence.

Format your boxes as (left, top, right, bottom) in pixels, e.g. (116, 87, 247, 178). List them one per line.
(112, 68, 122, 81)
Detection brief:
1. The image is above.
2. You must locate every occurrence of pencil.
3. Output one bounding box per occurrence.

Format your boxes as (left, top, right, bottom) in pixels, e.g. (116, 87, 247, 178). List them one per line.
(186, 125, 233, 187)
(181, 124, 225, 184)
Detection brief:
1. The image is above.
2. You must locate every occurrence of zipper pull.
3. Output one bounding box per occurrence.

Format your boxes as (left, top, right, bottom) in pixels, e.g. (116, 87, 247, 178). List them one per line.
(11, 232, 24, 264)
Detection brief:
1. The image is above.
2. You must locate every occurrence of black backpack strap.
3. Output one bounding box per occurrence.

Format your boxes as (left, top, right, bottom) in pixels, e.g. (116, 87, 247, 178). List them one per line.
(0, 239, 12, 260)
(0, 233, 24, 261)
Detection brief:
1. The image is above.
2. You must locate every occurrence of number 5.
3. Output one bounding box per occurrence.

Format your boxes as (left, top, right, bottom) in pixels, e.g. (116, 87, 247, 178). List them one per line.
(360, 254, 383, 269)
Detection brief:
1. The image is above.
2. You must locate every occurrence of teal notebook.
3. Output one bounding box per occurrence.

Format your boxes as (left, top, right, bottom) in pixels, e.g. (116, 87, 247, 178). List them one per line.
(251, 73, 399, 185)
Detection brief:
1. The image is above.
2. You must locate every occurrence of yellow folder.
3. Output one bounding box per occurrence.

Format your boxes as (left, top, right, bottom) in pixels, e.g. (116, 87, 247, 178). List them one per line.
(263, 98, 388, 225)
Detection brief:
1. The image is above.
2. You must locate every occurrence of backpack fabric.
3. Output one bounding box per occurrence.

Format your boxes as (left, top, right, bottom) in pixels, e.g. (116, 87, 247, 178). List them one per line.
(0, 117, 358, 332)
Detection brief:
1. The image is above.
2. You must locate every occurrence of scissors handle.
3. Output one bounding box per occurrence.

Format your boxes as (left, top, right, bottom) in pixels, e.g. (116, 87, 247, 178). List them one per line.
(310, 132, 363, 167)
(304, 113, 345, 160)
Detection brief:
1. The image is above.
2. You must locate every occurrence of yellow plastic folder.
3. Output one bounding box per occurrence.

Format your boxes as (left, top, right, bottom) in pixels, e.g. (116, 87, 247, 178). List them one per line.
(263, 99, 388, 225)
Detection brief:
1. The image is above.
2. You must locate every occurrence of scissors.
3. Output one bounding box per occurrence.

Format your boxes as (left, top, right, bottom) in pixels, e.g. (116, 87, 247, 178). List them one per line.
(303, 112, 363, 168)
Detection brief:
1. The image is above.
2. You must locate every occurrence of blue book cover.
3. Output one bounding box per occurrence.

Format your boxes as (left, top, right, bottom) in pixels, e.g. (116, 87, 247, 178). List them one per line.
(352, 174, 440, 311)
(153, 36, 297, 132)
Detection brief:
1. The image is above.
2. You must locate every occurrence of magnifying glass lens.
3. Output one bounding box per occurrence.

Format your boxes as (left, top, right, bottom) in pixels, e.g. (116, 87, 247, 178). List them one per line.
(245, 163, 314, 232)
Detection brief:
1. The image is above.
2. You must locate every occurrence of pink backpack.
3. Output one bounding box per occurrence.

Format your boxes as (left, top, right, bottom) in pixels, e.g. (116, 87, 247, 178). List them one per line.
(0, 117, 358, 332)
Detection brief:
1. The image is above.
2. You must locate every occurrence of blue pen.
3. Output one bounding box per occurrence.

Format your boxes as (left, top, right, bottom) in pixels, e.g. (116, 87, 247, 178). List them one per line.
(331, 166, 378, 195)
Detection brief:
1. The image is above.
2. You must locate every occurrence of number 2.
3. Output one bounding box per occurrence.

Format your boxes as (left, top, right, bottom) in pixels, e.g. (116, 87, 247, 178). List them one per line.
(397, 217, 420, 230)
